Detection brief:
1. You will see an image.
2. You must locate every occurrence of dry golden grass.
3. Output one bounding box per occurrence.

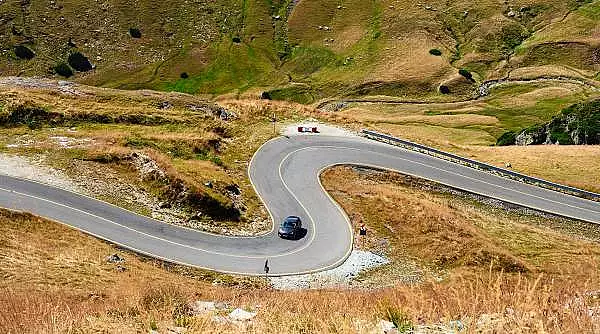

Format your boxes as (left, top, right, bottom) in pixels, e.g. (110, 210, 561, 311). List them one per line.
(507, 65, 595, 80)
(499, 86, 585, 108)
(2, 165, 600, 333)
(459, 145, 600, 193)
(339, 107, 499, 127)
(322, 166, 600, 275)
(372, 122, 497, 146)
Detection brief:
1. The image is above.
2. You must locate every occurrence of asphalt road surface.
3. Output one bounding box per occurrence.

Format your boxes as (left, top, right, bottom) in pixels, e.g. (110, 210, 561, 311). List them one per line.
(1, 135, 599, 275)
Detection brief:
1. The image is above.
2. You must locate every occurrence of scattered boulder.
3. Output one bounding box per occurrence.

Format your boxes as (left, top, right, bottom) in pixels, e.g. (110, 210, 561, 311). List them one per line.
(514, 126, 545, 145)
(214, 107, 237, 121)
(448, 320, 465, 331)
(378, 320, 397, 334)
(129, 152, 168, 182)
(190, 301, 216, 315)
(14, 45, 35, 60)
(115, 264, 127, 272)
(225, 184, 241, 196)
(167, 326, 187, 334)
(106, 253, 125, 263)
(158, 101, 173, 110)
(228, 308, 256, 321)
(68, 37, 76, 48)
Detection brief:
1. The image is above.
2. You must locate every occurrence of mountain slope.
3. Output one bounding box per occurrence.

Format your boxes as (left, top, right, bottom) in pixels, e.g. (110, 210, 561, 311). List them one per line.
(1, 0, 598, 101)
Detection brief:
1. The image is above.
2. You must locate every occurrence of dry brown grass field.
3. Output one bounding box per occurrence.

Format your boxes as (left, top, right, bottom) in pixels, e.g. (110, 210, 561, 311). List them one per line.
(2, 166, 600, 333)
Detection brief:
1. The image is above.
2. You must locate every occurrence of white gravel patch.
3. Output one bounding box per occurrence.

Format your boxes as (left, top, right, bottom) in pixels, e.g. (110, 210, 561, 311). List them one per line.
(269, 250, 389, 290)
(282, 119, 358, 137)
(0, 153, 80, 191)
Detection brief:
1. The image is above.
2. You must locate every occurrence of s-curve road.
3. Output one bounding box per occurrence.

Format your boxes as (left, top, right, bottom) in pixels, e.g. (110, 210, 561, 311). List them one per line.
(1, 135, 599, 275)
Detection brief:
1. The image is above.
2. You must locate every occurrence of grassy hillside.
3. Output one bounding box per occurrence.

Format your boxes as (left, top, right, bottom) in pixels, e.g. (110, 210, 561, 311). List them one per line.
(1, 0, 598, 101)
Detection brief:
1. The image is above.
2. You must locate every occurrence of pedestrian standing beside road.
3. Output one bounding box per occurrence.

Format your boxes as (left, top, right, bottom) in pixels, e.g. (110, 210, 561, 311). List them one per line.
(358, 224, 367, 248)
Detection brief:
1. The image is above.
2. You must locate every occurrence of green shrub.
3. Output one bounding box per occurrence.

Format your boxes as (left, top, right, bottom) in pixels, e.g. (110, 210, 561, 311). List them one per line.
(260, 91, 272, 100)
(129, 27, 142, 38)
(429, 48, 442, 56)
(500, 24, 529, 51)
(381, 303, 413, 332)
(149, 319, 158, 331)
(232, 36, 241, 43)
(266, 85, 316, 104)
(68, 52, 93, 72)
(54, 62, 73, 77)
(124, 136, 157, 149)
(439, 85, 450, 94)
(458, 69, 473, 81)
(496, 131, 516, 146)
(180, 72, 189, 79)
(14, 45, 35, 60)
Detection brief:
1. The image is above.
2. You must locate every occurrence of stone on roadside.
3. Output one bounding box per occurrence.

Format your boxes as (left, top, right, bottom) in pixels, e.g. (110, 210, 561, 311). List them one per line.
(106, 253, 125, 263)
(228, 308, 257, 321)
(167, 326, 187, 334)
(190, 301, 216, 315)
(378, 320, 397, 333)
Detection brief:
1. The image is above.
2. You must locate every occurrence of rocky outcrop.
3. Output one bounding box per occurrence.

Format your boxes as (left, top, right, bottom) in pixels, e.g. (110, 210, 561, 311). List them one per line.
(514, 125, 547, 145)
(498, 99, 600, 146)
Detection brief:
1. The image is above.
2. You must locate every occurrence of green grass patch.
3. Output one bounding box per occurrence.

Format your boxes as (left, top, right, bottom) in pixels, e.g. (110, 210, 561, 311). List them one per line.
(285, 46, 339, 77)
(265, 84, 317, 104)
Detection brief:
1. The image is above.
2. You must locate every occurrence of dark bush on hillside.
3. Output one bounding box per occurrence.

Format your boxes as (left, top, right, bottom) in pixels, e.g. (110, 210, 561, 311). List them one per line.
(0, 104, 63, 128)
(439, 85, 450, 94)
(14, 45, 35, 60)
(458, 69, 473, 81)
(180, 72, 189, 79)
(129, 27, 142, 38)
(68, 52, 93, 72)
(232, 36, 241, 43)
(429, 49, 442, 56)
(54, 62, 73, 77)
(496, 131, 516, 146)
(260, 91, 272, 100)
(500, 24, 529, 52)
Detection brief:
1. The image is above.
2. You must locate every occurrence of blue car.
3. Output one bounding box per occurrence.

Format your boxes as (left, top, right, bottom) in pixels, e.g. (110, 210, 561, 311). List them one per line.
(278, 216, 302, 239)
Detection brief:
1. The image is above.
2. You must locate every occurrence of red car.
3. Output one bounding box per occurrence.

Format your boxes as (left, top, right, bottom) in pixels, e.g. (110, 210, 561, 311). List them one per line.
(297, 126, 318, 133)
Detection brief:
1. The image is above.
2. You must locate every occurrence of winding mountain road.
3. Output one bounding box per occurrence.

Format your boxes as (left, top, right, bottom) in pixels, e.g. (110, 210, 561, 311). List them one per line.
(1, 135, 599, 275)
